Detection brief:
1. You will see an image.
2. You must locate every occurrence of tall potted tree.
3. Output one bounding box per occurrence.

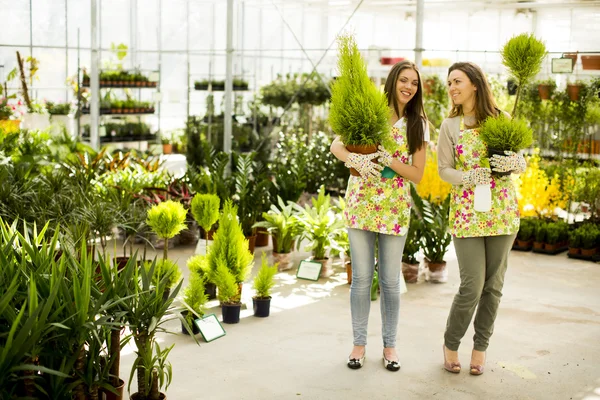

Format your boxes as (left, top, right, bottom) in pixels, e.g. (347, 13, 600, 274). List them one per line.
(146, 200, 187, 262)
(329, 33, 390, 176)
(207, 200, 254, 323)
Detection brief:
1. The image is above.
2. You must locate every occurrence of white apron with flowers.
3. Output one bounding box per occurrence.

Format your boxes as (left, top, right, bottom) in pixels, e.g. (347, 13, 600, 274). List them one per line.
(449, 117, 520, 238)
(343, 118, 412, 236)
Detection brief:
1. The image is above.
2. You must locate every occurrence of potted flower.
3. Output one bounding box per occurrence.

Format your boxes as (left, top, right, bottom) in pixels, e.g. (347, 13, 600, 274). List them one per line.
(253, 196, 303, 272)
(329, 33, 390, 176)
(190, 193, 220, 254)
(566, 79, 586, 102)
(479, 33, 545, 176)
(294, 186, 345, 278)
(207, 200, 254, 323)
(252, 253, 278, 317)
(402, 210, 422, 284)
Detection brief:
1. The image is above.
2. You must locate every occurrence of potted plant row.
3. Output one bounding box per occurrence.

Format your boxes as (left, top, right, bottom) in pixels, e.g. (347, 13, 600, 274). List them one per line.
(194, 79, 248, 91)
(531, 220, 570, 255)
(81, 100, 155, 115)
(83, 70, 157, 88)
(567, 223, 600, 261)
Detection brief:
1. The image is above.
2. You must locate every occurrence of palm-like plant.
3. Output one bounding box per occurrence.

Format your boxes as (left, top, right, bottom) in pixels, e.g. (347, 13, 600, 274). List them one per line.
(253, 196, 303, 254)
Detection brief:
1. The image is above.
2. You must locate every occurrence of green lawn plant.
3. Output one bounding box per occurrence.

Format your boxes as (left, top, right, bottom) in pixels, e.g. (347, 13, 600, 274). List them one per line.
(207, 200, 253, 302)
(146, 200, 187, 261)
(253, 253, 278, 299)
(190, 193, 220, 254)
(329, 33, 390, 147)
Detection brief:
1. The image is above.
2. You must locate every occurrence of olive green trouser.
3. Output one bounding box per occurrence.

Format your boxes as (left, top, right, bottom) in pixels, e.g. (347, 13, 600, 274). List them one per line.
(444, 233, 516, 352)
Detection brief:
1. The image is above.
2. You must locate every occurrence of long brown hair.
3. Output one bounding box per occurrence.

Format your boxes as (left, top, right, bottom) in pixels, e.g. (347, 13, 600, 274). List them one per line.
(447, 62, 499, 126)
(384, 60, 426, 155)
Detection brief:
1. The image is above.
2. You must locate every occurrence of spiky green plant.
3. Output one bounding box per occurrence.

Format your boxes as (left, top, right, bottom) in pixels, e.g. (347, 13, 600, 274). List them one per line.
(329, 33, 390, 146)
(252, 253, 278, 299)
(500, 33, 547, 117)
(213, 258, 240, 304)
(149, 259, 183, 289)
(479, 114, 533, 152)
(146, 200, 187, 261)
(190, 193, 220, 254)
(182, 272, 208, 328)
(207, 200, 253, 300)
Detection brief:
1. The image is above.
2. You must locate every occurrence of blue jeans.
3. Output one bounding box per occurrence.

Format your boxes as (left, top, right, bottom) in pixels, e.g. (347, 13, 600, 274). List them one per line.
(348, 228, 407, 348)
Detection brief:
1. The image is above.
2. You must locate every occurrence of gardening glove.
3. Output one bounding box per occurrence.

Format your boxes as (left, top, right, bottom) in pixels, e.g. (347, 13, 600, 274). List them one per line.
(345, 152, 383, 179)
(490, 150, 527, 174)
(461, 167, 492, 188)
(376, 145, 394, 167)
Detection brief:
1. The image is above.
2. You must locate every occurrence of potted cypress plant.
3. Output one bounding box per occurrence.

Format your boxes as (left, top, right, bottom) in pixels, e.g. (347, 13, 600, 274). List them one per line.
(479, 33, 544, 176)
(329, 33, 390, 176)
(253, 196, 303, 272)
(190, 193, 220, 254)
(187, 254, 216, 300)
(207, 200, 254, 323)
(252, 253, 278, 317)
(568, 228, 582, 256)
(181, 271, 208, 335)
(146, 200, 187, 262)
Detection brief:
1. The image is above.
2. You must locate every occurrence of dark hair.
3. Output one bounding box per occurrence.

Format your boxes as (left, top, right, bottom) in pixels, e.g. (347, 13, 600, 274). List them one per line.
(447, 62, 499, 126)
(384, 60, 426, 155)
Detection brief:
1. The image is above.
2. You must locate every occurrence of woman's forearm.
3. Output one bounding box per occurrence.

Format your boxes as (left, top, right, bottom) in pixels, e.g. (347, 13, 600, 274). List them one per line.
(330, 136, 351, 163)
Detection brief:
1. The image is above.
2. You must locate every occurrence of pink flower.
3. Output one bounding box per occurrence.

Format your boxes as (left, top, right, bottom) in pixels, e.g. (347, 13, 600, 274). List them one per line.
(392, 224, 401, 234)
(462, 190, 469, 199)
(473, 150, 480, 158)
(456, 145, 464, 155)
(490, 179, 496, 189)
(377, 188, 384, 195)
(391, 206, 399, 214)
(393, 177, 404, 188)
(375, 205, 382, 212)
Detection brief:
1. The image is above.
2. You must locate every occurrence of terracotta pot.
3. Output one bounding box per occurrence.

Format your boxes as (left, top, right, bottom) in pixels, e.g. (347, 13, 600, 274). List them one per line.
(563, 53, 578, 68)
(533, 241, 544, 250)
(581, 248, 597, 257)
(255, 227, 269, 247)
(310, 257, 333, 278)
(424, 259, 447, 283)
(101, 378, 125, 400)
(568, 247, 581, 255)
(345, 144, 378, 176)
(162, 143, 172, 154)
(273, 251, 293, 271)
(567, 84, 582, 102)
(246, 235, 257, 254)
(537, 84, 552, 100)
(581, 55, 600, 70)
(345, 260, 352, 285)
(544, 242, 559, 252)
(402, 262, 419, 284)
(516, 239, 533, 249)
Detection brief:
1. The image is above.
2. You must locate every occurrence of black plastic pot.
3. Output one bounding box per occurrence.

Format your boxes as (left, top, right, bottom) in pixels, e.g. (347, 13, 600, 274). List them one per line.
(181, 311, 201, 335)
(252, 297, 271, 317)
(204, 282, 217, 300)
(487, 147, 513, 177)
(221, 303, 241, 324)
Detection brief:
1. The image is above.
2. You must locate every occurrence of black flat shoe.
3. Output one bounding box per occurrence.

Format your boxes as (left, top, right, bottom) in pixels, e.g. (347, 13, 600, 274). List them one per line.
(347, 353, 366, 369)
(383, 353, 401, 371)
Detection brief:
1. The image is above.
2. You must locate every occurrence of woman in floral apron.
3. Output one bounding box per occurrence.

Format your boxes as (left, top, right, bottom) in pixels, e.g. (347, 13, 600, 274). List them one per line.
(330, 61, 429, 371)
(437, 62, 526, 375)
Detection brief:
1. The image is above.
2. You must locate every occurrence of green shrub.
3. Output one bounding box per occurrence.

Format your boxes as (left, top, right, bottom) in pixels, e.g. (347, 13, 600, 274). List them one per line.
(579, 224, 600, 250)
(545, 223, 560, 244)
(517, 218, 534, 241)
(569, 229, 581, 248)
(253, 253, 277, 299)
(213, 258, 239, 304)
(534, 220, 546, 243)
(149, 258, 183, 289)
(329, 34, 389, 146)
(191, 194, 220, 233)
(479, 114, 533, 152)
(183, 273, 208, 326)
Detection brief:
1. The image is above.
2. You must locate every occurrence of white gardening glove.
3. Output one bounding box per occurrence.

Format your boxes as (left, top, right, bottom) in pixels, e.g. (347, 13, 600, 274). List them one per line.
(462, 168, 492, 188)
(490, 150, 527, 174)
(345, 152, 383, 179)
(376, 145, 394, 167)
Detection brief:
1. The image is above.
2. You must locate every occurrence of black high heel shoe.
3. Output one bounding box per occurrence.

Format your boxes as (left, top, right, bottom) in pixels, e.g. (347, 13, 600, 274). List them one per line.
(383, 352, 401, 371)
(347, 351, 366, 369)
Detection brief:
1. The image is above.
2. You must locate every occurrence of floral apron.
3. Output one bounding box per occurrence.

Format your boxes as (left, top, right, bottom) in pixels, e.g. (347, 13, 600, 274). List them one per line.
(343, 118, 412, 236)
(449, 117, 520, 238)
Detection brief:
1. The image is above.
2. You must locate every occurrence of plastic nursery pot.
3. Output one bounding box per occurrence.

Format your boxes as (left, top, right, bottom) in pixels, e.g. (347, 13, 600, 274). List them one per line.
(181, 311, 201, 335)
(487, 148, 513, 177)
(252, 297, 271, 318)
(345, 144, 378, 177)
(101, 378, 125, 400)
(221, 303, 241, 324)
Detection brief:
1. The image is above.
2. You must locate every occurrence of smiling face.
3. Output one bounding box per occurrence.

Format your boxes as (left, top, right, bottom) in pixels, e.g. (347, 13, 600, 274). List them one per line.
(395, 68, 419, 107)
(447, 69, 477, 111)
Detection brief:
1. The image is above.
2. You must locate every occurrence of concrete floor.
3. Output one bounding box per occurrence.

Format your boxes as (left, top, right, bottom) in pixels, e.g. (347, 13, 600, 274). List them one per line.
(118, 239, 600, 400)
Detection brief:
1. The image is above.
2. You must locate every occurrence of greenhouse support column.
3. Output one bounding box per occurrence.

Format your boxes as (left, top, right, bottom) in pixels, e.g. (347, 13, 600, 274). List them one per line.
(90, 0, 100, 150)
(224, 0, 233, 155)
(415, 0, 424, 68)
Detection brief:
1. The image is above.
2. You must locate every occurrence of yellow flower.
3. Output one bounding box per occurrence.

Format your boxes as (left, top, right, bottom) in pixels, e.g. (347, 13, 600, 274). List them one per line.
(417, 148, 452, 205)
(515, 150, 568, 217)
